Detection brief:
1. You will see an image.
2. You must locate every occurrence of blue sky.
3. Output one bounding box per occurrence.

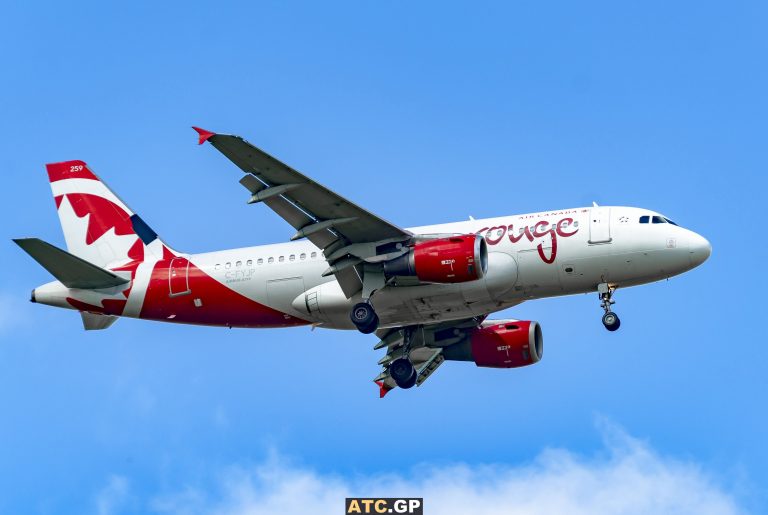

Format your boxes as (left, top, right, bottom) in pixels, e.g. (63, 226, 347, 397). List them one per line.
(1, 1, 765, 513)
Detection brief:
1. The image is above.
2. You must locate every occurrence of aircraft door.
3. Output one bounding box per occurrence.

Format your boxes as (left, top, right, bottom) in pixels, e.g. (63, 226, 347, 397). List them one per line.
(169, 257, 191, 297)
(589, 207, 612, 244)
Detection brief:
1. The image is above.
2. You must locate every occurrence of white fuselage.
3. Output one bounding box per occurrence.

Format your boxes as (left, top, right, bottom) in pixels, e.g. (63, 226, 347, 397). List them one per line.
(176, 205, 710, 330)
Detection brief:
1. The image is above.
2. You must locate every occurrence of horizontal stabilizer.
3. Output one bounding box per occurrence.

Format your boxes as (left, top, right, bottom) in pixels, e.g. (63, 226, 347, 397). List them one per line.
(13, 238, 129, 289)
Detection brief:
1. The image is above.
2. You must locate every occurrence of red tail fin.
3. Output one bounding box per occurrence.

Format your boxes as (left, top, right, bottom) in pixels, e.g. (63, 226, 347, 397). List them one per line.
(46, 160, 174, 267)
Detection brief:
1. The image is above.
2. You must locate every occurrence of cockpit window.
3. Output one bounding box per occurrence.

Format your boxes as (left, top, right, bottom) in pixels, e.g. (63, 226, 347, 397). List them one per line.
(640, 214, 678, 225)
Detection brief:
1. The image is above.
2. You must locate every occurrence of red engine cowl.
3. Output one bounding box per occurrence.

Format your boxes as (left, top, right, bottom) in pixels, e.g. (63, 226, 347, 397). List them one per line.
(469, 321, 543, 368)
(384, 234, 488, 283)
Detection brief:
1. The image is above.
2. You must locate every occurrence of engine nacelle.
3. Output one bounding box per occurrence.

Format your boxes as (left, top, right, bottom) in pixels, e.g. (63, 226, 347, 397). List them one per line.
(384, 234, 488, 283)
(442, 320, 543, 368)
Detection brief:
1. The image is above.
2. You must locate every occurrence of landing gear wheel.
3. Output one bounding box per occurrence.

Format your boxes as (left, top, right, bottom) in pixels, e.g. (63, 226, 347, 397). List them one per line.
(602, 311, 621, 331)
(389, 358, 417, 389)
(350, 302, 379, 334)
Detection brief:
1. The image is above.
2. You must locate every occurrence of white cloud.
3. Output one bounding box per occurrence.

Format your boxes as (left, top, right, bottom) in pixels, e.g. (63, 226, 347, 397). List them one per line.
(149, 420, 745, 515)
(95, 475, 130, 515)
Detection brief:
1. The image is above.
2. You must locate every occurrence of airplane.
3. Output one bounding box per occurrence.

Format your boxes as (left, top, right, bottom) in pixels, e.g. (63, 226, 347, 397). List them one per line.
(13, 127, 711, 396)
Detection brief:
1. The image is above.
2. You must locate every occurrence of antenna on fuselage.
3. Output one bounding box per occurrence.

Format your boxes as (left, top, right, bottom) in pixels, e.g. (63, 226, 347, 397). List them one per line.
(592, 201, 599, 207)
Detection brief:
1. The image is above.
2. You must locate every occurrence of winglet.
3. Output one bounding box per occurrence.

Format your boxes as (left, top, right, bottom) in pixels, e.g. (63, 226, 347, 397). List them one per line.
(192, 126, 216, 145)
(375, 381, 393, 398)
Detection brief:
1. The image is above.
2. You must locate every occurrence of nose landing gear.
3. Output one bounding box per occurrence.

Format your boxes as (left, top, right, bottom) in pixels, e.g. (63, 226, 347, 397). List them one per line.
(598, 283, 621, 331)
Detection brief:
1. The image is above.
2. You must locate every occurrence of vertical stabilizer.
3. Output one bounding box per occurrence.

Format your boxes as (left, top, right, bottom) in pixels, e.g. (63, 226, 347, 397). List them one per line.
(46, 160, 172, 267)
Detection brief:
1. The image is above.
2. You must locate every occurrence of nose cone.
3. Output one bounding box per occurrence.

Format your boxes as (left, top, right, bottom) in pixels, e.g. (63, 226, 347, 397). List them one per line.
(688, 232, 712, 267)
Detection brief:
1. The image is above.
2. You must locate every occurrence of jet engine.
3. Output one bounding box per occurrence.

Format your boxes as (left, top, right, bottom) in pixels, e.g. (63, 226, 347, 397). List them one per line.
(442, 320, 543, 368)
(384, 234, 488, 283)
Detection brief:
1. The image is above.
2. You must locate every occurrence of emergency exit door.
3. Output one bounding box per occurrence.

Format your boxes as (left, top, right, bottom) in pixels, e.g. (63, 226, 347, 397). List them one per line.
(589, 207, 612, 244)
(169, 257, 191, 297)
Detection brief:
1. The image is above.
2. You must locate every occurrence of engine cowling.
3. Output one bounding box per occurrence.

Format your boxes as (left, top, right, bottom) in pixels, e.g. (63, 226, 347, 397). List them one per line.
(384, 234, 488, 283)
(443, 320, 543, 368)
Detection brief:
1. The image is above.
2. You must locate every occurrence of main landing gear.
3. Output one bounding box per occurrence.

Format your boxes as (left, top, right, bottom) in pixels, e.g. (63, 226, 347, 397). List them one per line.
(598, 283, 621, 332)
(350, 302, 417, 389)
(389, 327, 417, 389)
(350, 302, 379, 334)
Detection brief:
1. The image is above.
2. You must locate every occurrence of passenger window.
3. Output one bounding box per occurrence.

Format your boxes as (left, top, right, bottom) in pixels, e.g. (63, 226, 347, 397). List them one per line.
(236, 261, 242, 267)
(268, 257, 274, 264)
(279, 256, 285, 262)
(573, 221, 579, 228)
(289, 254, 296, 261)
(311, 252, 317, 259)
(215, 264, 221, 270)
(652, 216, 665, 224)
(246, 259, 252, 266)
(300, 253, 307, 260)
(639, 216, 650, 224)
(225, 262, 231, 269)
(257, 258, 263, 265)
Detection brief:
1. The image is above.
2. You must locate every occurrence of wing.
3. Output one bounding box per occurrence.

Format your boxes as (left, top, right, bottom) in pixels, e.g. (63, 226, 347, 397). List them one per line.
(372, 317, 485, 397)
(194, 127, 412, 297)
